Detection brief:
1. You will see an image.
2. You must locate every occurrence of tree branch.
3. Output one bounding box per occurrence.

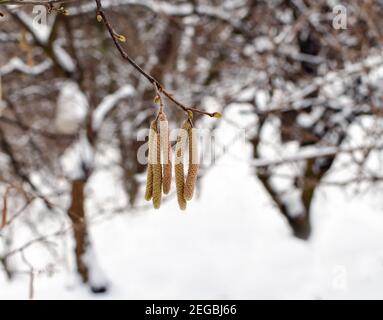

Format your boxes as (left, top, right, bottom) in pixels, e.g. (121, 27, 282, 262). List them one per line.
(94, 0, 216, 118)
(0, 0, 78, 5)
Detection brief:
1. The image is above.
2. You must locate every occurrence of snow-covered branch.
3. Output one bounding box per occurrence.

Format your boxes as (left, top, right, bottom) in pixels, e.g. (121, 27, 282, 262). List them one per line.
(0, 57, 52, 76)
(9, 10, 76, 74)
(92, 85, 135, 131)
(252, 143, 383, 168)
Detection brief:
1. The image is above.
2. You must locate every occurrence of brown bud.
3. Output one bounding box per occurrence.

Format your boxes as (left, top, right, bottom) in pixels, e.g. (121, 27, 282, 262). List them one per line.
(114, 33, 126, 42)
(154, 95, 161, 104)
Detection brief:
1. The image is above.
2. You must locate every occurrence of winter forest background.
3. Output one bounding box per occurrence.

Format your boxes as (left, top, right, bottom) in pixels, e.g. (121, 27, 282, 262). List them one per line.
(1, 0, 383, 300)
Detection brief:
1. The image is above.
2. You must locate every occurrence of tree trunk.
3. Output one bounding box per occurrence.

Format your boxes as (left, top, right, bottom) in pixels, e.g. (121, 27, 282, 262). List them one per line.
(67, 179, 107, 293)
(287, 215, 311, 240)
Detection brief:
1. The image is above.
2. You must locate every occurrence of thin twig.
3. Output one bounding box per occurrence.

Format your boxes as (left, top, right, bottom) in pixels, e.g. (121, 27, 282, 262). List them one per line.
(94, 0, 216, 118)
(0, 0, 78, 5)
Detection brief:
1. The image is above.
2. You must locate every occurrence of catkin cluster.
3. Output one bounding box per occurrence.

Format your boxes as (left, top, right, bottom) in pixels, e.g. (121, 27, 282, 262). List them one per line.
(145, 112, 173, 209)
(145, 116, 199, 210)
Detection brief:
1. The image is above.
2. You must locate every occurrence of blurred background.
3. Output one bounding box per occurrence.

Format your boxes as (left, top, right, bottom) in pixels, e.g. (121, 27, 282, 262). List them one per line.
(1, 0, 383, 299)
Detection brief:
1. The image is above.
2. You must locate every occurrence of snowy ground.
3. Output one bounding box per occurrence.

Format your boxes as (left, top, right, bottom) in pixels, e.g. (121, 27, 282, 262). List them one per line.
(1, 106, 383, 300)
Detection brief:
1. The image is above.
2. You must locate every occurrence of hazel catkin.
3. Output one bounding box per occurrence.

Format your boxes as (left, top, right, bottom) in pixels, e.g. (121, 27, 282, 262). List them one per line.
(174, 120, 191, 210)
(152, 122, 162, 209)
(144, 164, 153, 201)
(159, 112, 172, 195)
(184, 125, 199, 201)
(144, 121, 157, 201)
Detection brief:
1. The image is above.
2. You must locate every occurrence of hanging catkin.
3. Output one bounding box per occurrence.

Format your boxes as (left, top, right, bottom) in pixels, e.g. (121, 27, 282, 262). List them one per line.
(152, 121, 162, 209)
(184, 126, 199, 201)
(159, 112, 172, 194)
(144, 120, 156, 201)
(144, 164, 153, 201)
(174, 120, 190, 210)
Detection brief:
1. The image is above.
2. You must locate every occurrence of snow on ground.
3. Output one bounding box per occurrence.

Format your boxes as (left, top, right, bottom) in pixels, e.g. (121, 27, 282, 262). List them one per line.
(1, 105, 383, 300)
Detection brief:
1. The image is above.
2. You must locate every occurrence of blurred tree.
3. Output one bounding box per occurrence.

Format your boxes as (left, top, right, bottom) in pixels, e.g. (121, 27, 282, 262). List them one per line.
(0, 0, 383, 295)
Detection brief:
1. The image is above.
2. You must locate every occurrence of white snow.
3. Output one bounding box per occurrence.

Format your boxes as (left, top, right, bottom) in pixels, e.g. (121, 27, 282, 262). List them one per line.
(53, 43, 76, 73)
(60, 132, 94, 180)
(1, 105, 383, 300)
(82, 247, 109, 290)
(0, 58, 52, 76)
(55, 81, 88, 135)
(15, 11, 51, 44)
(280, 189, 306, 218)
(92, 85, 135, 131)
